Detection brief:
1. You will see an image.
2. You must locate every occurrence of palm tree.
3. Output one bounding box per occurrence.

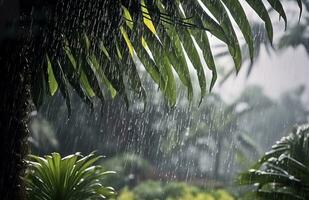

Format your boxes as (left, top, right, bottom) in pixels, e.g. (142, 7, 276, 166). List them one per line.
(0, 0, 301, 199)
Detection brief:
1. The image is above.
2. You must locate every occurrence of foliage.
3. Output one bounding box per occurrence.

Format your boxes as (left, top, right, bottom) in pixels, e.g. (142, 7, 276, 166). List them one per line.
(171, 92, 264, 179)
(118, 188, 135, 200)
(102, 154, 151, 189)
(115, 181, 234, 200)
(279, 0, 309, 53)
(133, 181, 164, 200)
(23, 0, 300, 111)
(35, 86, 275, 183)
(238, 124, 309, 200)
(25, 152, 116, 200)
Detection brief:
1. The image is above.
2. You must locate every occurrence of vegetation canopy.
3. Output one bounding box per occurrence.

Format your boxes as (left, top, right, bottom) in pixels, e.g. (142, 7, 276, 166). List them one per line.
(23, 0, 302, 111)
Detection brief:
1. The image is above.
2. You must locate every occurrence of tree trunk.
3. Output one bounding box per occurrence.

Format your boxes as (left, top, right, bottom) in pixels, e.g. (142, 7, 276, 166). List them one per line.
(0, 0, 35, 198)
(213, 134, 222, 179)
(0, 1, 31, 196)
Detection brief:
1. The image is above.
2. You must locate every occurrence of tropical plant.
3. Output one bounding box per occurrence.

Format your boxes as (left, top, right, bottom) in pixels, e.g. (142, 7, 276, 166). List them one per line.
(25, 152, 116, 200)
(238, 124, 309, 200)
(15, 0, 302, 110)
(0, 0, 301, 199)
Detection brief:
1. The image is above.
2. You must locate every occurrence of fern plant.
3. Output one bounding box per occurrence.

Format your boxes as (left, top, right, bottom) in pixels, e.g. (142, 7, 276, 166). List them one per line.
(25, 152, 116, 200)
(238, 124, 309, 200)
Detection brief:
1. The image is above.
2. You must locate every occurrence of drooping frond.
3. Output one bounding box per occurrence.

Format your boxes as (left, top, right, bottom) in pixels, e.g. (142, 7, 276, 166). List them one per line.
(27, 0, 302, 111)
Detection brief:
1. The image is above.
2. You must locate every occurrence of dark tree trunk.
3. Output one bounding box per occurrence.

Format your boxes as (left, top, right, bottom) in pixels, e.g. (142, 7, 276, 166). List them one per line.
(0, 38, 31, 199)
(0, 0, 42, 200)
(0, 1, 31, 199)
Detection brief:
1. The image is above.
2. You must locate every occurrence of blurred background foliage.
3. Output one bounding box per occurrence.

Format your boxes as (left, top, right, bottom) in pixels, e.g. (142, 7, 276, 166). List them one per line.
(29, 81, 309, 199)
(116, 181, 235, 200)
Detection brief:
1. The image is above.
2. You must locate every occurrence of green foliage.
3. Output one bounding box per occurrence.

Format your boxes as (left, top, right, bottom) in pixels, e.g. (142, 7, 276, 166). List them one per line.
(25, 152, 116, 200)
(27, 0, 300, 110)
(102, 154, 151, 189)
(238, 124, 309, 200)
(118, 188, 135, 200)
(278, 0, 309, 53)
(133, 181, 164, 200)
(115, 181, 234, 200)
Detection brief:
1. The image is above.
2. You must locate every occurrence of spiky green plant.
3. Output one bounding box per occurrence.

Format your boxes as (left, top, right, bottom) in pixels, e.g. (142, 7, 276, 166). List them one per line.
(25, 152, 116, 200)
(238, 124, 309, 200)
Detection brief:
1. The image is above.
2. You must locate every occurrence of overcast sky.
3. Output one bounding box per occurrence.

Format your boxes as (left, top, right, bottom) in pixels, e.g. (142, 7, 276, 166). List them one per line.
(217, 46, 309, 105)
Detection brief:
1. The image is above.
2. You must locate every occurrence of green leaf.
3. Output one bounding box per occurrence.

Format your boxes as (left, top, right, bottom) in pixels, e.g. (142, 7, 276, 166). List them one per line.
(63, 46, 95, 98)
(177, 28, 206, 103)
(46, 54, 58, 96)
(143, 30, 177, 106)
(87, 54, 117, 98)
(181, 2, 218, 91)
(245, 0, 273, 44)
(200, 0, 242, 72)
(266, 0, 287, 29)
(159, 26, 194, 101)
(221, 0, 254, 61)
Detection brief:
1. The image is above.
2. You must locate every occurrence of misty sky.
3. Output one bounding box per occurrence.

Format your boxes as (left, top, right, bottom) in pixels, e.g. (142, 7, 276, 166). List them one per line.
(218, 45, 309, 105)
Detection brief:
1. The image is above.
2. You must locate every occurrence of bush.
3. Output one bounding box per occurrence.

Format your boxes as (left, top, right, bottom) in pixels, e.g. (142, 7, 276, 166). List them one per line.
(25, 152, 116, 200)
(133, 181, 164, 200)
(116, 181, 234, 200)
(102, 153, 151, 189)
(118, 187, 135, 200)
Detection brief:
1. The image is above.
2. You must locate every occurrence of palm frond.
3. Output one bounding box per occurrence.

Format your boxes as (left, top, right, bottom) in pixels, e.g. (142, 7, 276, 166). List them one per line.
(238, 124, 309, 200)
(28, 0, 302, 110)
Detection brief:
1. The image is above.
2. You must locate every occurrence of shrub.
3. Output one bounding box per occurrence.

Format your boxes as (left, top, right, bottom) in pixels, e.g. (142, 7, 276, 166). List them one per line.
(133, 181, 164, 200)
(118, 187, 135, 200)
(25, 152, 116, 200)
(102, 154, 151, 189)
(116, 181, 234, 200)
